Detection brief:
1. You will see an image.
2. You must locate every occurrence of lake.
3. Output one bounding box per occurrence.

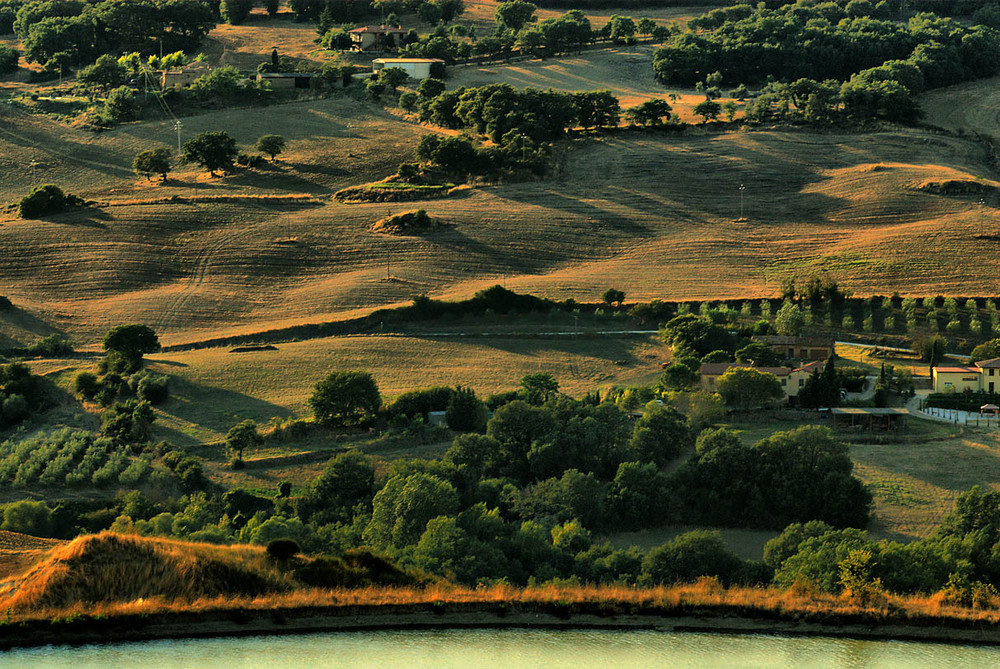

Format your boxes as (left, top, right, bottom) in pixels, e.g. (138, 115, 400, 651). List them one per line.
(7, 628, 999, 668)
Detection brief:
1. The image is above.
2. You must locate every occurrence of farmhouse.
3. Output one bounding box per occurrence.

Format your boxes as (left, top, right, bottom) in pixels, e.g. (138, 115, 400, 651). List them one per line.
(160, 61, 212, 88)
(699, 360, 824, 402)
(372, 58, 445, 81)
(752, 335, 835, 361)
(977, 357, 1000, 393)
(931, 358, 1000, 393)
(350, 25, 405, 51)
(257, 72, 315, 89)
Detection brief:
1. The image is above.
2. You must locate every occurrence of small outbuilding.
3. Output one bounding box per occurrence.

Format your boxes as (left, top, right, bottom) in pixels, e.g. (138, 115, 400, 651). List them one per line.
(371, 58, 444, 81)
(981, 403, 1000, 416)
(161, 61, 212, 89)
(830, 407, 909, 431)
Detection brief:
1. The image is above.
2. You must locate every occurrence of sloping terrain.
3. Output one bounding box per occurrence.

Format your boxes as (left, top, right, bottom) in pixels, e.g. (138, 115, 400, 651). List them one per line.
(2, 111, 997, 348)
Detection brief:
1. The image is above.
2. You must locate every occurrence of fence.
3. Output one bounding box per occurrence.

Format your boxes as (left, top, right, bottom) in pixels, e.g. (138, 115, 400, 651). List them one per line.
(920, 405, 1000, 428)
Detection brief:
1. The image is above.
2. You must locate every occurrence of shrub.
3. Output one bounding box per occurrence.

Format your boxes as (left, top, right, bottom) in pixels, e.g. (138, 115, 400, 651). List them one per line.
(266, 537, 301, 560)
(236, 152, 266, 168)
(1, 500, 53, 536)
(74, 372, 101, 399)
(135, 373, 170, 405)
(0, 44, 18, 74)
(221, 0, 253, 24)
(18, 184, 73, 219)
(103, 86, 138, 123)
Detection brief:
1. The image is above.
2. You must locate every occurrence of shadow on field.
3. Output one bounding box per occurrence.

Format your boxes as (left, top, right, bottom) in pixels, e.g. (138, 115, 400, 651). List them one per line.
(284, 161, 351, 179)
(156, 374, 293, 440)
(40, 208, 112, 228)
(407, 333, 640, 366)
(0, 307, 63, 342)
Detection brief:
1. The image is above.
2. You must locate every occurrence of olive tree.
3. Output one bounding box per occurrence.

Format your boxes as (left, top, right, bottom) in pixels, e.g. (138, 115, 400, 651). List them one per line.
(226, 419, 263, 464)
(133, 147, 173, 181)
(254, 134, 286, 162)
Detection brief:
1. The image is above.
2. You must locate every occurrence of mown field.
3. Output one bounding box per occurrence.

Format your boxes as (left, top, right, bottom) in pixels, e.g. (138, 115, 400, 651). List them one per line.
(921, 75, 1000, 138)
(2, 107, 998, 351)
(448, 44, 726, 116)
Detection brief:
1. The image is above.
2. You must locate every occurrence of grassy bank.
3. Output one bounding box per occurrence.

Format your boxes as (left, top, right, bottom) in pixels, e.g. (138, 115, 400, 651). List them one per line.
(7, 580, 1000, 650)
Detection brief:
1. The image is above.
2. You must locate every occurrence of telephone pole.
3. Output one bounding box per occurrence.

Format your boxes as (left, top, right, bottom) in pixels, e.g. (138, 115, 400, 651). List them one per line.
(174, 120, 183, 157)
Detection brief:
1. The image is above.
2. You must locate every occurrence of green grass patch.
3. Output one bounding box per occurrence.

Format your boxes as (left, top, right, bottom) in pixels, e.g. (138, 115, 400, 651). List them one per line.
(366, 182, 454, 190)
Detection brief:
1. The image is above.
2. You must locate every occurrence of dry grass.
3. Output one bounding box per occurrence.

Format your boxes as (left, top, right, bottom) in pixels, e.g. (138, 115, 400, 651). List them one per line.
(851, 432, 1000, 542)
(142, 333, 667, 443)
(3, 122, 997, 350)
(12, 576, 1000, 634)
(921, 76, 1000, 138)
(0, 532, 293, 612)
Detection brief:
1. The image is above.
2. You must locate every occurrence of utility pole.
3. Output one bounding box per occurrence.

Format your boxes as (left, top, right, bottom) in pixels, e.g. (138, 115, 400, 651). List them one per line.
(739, 183, 746, 220)
(980, 197, 986, 237)
(174, 120, 183, 157)
(28, 158, 38, 183)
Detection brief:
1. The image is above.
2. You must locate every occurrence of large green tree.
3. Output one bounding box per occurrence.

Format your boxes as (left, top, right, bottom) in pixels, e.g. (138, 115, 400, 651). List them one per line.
(103, 324, 160, 373)
(365, 472, 460, 547)
(182, 130, 238, 176)
(133, 147, 173, 181)
(716, 367, 783, 410)
(309, 370, 381, 426)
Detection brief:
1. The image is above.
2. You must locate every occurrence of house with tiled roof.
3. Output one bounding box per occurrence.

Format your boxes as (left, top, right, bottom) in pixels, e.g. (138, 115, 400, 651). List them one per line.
(699, 359, 825, 403)
(932, 357, 1000, 393)
(350, 25, 405, 51)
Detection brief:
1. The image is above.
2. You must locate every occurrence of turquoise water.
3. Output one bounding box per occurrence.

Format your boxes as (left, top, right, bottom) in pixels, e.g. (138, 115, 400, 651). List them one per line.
(6, 628, 1000, 668)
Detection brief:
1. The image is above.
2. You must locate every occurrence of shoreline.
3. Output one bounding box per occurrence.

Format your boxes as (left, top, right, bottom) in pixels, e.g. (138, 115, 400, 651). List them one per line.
(6, 602, 1000, 651)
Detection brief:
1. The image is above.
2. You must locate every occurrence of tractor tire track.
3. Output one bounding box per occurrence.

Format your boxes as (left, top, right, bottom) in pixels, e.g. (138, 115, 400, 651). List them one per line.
(150, 203, 279, 335)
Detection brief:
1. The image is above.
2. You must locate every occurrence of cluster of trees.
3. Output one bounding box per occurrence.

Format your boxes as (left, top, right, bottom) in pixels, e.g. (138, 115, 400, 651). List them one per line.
(655, 1, 1000, 122)
(402, 81, 622, 178)
(133, 133, 284, 181)
(90, 366, 869, 587)
(766, 486, 1000, 600)
(674, 426, 871, 529)
(14, 0, 216, 66)
(0, 362, 46, 429)
(392, 8, 593, 62)
(17, 184, 85, 219)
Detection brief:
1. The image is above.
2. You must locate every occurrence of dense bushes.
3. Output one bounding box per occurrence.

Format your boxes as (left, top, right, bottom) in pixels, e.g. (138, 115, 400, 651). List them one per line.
(0, 361, 46, 429)
(0, 44, 17, 73)
(655, 1, 1000, 123)
(16, 0, 216, 65)
(17, 184, 84, 219)
(673, 426, 872, 530)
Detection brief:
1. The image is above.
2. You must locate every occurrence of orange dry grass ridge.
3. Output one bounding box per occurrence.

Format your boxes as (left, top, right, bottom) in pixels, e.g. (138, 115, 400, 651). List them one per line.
(0, 532, 292, 612)
(4, 533, 1000, 632)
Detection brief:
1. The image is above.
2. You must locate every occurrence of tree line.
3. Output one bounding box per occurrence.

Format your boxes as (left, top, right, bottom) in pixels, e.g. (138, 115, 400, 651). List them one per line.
(11, 0, 217, 67)
(654, 0, 1000, 122)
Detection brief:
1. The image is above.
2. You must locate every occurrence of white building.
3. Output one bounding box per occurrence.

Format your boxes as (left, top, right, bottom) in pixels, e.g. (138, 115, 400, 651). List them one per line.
(371, 58, 444, 81)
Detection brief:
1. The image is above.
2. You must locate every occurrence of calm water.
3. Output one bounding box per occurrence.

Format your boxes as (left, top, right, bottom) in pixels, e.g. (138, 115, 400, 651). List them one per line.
(6, 629, 1000, 668)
